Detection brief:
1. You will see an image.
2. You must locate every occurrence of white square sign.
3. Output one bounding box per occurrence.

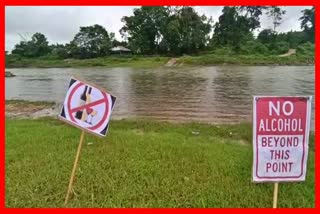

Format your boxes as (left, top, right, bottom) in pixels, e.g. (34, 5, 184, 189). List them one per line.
(59, 77, 116, 137)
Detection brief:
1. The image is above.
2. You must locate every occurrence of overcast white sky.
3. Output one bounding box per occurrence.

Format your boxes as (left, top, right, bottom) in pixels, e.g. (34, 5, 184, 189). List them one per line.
(5, 6, 312, 51)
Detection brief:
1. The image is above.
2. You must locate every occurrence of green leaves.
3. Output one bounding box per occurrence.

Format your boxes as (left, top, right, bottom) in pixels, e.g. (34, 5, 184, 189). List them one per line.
(12, 33, 51, 58)
(299, 7, 314, 43)
(120, 6, 212, 56)
(70, 24, 112, 59)
(266, 6, 287, 32)
(213, 7, 253, 50)
(9, 6, 314, 59)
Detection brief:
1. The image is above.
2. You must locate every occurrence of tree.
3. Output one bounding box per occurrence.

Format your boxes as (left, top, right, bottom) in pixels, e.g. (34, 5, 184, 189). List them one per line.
(31, 33, 51, 57)
(120, 6, 169, 54)
(161, 6, 212, 55)
(70, 24, 111, 59)
(50, 43, 69, 59)
(258, 29, 275, 44)
(266, 6, 286, 32)
(109, 32, 116, 47)
(277, 31, 306, 48)
(109, 32, 129, 48)
(299, 7, 314, 42)
(120, 6, 211, 55)
(237, 6, 268, 31)
(213, 7, 253, 50)
(12, 32, 51, 57)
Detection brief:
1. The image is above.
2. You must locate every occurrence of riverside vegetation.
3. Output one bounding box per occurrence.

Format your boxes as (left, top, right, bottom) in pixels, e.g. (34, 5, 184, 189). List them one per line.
(5, 43, 315, 68)
(6, 6, 315, 68)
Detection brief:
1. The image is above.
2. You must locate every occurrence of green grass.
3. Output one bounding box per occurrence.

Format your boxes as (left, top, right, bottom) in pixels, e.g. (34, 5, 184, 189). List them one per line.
(5, 118, 314, 208)
(5, 56, 170, 69)
(177, 54, 314, 66)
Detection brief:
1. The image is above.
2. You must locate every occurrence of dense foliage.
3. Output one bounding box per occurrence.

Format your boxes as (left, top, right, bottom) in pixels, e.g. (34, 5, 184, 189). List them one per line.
(8, 6, 314, 59)
(11, 33, 51, 57)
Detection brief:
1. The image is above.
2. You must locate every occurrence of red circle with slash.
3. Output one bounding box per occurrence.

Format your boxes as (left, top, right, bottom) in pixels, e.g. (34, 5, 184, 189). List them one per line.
(67, 82, 109, 130)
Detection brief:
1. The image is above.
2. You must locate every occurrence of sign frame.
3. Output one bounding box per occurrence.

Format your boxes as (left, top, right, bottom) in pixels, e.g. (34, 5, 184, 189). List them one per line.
(58, 76, 117, 138)
(252, 95, 312, 183)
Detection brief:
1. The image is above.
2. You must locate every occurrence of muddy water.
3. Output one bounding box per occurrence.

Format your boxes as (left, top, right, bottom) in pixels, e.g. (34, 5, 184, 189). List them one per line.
(5, 66, 314, 128)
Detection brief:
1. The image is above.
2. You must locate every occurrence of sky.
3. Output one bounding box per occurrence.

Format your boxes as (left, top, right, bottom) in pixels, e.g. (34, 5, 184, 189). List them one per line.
(5, 6, 312, 51)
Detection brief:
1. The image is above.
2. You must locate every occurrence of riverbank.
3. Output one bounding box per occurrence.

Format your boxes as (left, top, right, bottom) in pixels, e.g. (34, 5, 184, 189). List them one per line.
(6, 56, 170, 68)
(5, 100, 57, 118)
(5, 101, 315, 208)
(5, 53, 314, 68)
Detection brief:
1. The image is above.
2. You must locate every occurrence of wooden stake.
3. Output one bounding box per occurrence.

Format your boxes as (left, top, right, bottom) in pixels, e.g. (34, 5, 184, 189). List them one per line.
(273, 182, 279, 208)
(64, 130, 85, 206)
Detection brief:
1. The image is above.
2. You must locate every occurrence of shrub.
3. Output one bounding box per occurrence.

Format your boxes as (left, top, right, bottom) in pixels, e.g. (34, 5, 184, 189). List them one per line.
(211, 46, 235, 55)
(297, 42, 314, 56)
(238, 41, 270, 55)
(267, 41, 290, 55)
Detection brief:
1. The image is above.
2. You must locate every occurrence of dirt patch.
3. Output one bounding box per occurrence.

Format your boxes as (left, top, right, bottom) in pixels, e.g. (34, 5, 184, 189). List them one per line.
(165, 58, 183, 67)
(278, 49, 296, 57)
(5, 100, 59, 119)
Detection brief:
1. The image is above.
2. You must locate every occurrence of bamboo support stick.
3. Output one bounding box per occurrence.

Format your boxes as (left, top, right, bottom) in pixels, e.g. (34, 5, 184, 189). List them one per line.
(273, 182, 279, 208)
(64, 130, 85, 206)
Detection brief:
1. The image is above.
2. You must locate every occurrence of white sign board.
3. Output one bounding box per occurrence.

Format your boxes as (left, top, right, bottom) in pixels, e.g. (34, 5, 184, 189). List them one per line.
(59, 77, 116, 137)
(252, 96, 312, 182)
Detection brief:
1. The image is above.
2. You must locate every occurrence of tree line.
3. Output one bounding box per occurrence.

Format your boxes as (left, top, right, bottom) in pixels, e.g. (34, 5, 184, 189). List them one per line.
(9, 6, 314, 59)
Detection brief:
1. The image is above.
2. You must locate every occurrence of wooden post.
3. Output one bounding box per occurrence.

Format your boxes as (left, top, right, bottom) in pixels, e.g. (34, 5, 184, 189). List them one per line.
(273, 182, 279, 208)
(64, 130, 85, 206)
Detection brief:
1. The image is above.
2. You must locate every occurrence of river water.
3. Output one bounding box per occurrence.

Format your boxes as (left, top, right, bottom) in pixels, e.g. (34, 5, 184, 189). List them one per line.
(5, 66, 315, 128)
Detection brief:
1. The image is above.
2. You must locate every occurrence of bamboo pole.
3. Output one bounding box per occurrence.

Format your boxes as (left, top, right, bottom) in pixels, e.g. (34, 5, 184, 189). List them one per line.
(273, 182, 279, 208)
(64, 130, 85, 206)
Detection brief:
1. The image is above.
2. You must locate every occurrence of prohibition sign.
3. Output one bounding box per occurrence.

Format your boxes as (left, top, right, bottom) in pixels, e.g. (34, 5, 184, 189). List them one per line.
(67, 82, 109, 131)
(61, 77, 116, 206)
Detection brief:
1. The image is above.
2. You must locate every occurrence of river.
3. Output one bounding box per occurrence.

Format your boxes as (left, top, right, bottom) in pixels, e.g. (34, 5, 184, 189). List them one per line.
(5, 66, 315, 129)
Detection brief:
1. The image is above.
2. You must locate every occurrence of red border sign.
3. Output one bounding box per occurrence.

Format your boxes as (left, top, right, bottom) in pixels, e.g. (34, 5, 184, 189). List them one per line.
(252, 96, 312, 182)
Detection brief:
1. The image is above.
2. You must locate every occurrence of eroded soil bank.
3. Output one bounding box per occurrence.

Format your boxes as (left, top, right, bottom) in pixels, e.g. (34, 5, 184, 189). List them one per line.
(5, 100, 59, 119)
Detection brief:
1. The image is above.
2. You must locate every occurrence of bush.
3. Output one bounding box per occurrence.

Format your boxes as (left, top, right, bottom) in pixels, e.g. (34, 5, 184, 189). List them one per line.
(238, 41, 270, 55)
(38, 54, 62, 60)
(254, 43, 269, 55)
(211, 46, 235, 55)
(267, 41, 290, 55)
(297, 42, 314, 56)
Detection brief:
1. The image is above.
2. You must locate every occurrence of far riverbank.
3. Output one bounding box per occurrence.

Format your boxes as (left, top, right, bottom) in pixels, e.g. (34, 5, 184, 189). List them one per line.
(5, 53, 314, 69)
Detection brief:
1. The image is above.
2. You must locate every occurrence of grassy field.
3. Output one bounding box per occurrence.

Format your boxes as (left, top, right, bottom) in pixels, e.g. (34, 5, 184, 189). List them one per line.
(5, 118, 314, 208)
(5, 53, 314, 68)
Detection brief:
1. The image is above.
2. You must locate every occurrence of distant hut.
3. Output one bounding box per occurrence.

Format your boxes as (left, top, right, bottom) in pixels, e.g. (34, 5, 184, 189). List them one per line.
(110, 46, 131, 55)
